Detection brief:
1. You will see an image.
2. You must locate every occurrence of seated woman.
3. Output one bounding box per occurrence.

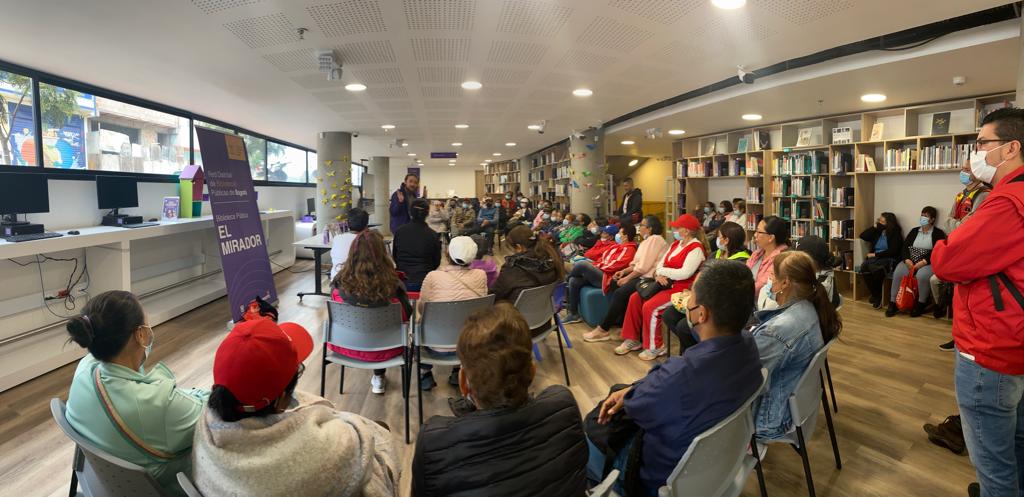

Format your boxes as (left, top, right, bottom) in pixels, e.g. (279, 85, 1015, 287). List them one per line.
(583, 216, 668, 342)
(393, 198, 441, 292)
(559, 213, 584, 243)
(330, 230, 413, 395)
(747, 215, 791, 297)
(65, 291, 207, 497)
(564, 223, 638, 324)
(575, 214, 601, 249)
(425, 199, 450, 238)
(412, 303, 588, 497)
(193, 319, 398, 497)
(886, 206, 947, 317)
(858, 212, 903, 308)
(491, 224, 566, 308)
(701, 201, 724, 233)
(506, 197, 534, 233)
(751, 251, 842, 440)
(726, 199, 748, 228)
(417, 236, 489, 390)
(615, 214, 707, 360)
(662, 221, 750, 353)
(329, 207, 369, 280)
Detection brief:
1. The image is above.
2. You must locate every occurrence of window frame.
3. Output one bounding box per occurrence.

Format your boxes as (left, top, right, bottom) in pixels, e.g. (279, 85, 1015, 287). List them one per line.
(0, 57, 314, 187)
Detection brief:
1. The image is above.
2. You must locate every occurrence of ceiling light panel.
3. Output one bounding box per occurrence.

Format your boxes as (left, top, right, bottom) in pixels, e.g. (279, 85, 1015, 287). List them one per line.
(191, 0, 261, 14)
(410, 38, 471, 62)
(262, 48, 317, 72)
(307, 0, 387, 37)
(608, 0, 701, 24)
(223, 12, 296, 49)
(417, 66, 466, 83)
(350, 67, 404, 85)
(332, 40, 397, 64)
(403, 0, 476, 31)
(486, 40, 549, 65)
(759, 0, 855, 25)
(496, 0, 572, 37)
(576, 16, 654, 52)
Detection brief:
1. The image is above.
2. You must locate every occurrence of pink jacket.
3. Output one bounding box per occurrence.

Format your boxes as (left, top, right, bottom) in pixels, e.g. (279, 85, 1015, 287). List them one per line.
(630, 235, 669, 278)
(417, 265, 489, 312)
(747, 244, 789, 296)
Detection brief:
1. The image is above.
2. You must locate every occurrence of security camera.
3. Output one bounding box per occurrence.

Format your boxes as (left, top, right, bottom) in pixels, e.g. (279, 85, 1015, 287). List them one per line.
(571, 129, 587, 140)
(352, 132, 359, 138)
(737, 65, 756, 84)
(528, 120, 547, 134)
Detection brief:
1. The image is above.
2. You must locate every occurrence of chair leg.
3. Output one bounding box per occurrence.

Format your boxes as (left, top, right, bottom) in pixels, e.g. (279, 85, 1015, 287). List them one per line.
(824, 358, 838, 413)
(68, 469, 78, 497)
(533, 343, 542, 361)
(820, 374, 842, 469)
(751, 436, 768, 497)
(555, 325, 571, 386)
(555, 314, 573, 349)
(320, 347, 327, 397)
(795, 427, 816, 497)
(416, 348, 424, 426)
(339, 365, 345, 395)
(402, 364, 410, 445)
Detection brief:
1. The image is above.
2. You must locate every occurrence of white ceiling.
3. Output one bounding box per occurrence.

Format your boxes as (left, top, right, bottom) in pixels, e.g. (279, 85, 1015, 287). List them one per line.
(0, 0, 1010, 169)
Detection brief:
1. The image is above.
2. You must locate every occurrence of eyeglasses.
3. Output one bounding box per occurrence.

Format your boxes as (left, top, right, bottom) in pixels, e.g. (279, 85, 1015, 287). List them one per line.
(974, 139, 1007, 151)
(754, 230, 769, 236)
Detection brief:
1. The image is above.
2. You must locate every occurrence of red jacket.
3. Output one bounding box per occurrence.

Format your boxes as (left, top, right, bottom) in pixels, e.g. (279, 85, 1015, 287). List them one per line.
(584, 239, 615, 262)
(594, 242, 637, 292)
(932, 166, 1024, 375)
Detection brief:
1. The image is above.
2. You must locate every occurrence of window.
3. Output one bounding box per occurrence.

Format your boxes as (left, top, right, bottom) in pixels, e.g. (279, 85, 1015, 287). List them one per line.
(240, 133, 267, 181)
(351, 162, 364, 187)
(0, 70, 37, 166)
(307, 151, 317, 183)
(267, 142, 306, 183)
(192, 120, 234, 166)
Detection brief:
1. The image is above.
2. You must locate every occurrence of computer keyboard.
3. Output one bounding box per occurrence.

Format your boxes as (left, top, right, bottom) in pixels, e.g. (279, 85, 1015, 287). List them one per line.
(3, 232, 64, 242)
(123, 222, 159, 229)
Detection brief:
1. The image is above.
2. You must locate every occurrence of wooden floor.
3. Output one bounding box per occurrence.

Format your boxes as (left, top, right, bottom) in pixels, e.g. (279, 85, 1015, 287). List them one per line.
(0, 258, 976, 497)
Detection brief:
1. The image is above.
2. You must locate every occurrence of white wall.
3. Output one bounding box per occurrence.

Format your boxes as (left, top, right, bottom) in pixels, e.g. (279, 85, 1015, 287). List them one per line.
(871, 171, 962, 230)
(707, 178, 747, 206)
(389, 164, 479, 198)
(25, 179, 313, 231)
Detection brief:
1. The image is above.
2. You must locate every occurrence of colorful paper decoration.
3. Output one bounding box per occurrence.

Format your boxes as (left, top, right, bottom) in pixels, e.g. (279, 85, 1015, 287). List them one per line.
(327, 170, 336, 177)
(582, 171, 592, 177)
(325, 160, 333, 166)
(586, 143, 596, 150)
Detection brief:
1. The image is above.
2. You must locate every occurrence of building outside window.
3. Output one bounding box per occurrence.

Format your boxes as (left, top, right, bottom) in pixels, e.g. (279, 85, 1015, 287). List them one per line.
(240, 133, 267, 181)
(0, 70, 41, 166)
(267, 142, 306, 183)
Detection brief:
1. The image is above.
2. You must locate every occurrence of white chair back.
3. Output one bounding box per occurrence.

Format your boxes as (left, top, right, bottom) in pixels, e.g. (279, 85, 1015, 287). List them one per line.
(49, 398, 171, 497)
(787, 340, 836, 440)
(176, 472, 204, 497)
(512, 283, 557, 330)
(588, 469, 622, 497)
(417, 295, 495, 348)
(659, 369, 769, 497)
(325, 300, 407, 351)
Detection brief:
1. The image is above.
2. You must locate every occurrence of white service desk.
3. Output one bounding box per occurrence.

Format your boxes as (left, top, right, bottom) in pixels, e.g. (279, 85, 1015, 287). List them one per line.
(0, 211, 296, 392)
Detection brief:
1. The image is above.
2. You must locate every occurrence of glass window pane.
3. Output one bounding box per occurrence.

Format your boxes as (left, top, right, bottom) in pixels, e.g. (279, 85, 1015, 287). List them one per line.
(267, 142, 306, 183)
(39, 85, 188, 173)
(192, 120, 234, 166)
(351, 162, 364, 187)
(307, 151, 317, 182)
(0, 70, 38, 166)
(240, 133, 266, 181)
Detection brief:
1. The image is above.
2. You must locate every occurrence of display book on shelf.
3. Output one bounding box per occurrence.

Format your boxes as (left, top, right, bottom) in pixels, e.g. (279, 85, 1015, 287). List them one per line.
(526, 143, 571, 211)
(484, 159, 520, 195)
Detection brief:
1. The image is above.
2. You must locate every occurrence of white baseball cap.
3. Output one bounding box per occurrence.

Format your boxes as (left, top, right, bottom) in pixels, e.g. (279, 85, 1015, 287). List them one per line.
(448, 236, 478, 265)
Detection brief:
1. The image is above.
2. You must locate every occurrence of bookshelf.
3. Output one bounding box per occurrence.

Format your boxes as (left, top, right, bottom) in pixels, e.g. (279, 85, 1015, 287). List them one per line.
(526, 142, 571, 212)
(483, 159, 521, 196)
(669, 91, 1015, 301)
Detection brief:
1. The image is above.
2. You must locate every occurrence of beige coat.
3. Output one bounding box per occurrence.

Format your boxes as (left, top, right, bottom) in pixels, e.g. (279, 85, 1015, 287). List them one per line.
(417, 265, 488, 313)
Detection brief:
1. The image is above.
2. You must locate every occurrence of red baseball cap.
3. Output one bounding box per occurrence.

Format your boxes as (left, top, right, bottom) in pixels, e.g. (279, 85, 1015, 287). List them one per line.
(669, 214, 701, 232)
(213, 320, 314, 412)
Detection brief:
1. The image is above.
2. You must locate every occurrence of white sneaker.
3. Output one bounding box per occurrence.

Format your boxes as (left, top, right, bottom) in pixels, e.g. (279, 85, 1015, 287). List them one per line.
(371, 375, 386, 394)
(638, 347, 667, 361)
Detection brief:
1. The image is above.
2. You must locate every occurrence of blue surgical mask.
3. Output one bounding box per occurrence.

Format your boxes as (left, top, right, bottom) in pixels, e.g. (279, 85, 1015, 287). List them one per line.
(920, 216, 930, 227)
(562, 219, 569, 226)
(614, 233, 623, 243)
(704, 207, 711, 214)
(716, 206, 725, 214)
(673, 231, 683, 241)
(764, 279, 777, 302)
(462, 203, 469, 209)
(959, 171, 972, 185)
(543, 213, 551, 220)
(589, 226, 599, 235)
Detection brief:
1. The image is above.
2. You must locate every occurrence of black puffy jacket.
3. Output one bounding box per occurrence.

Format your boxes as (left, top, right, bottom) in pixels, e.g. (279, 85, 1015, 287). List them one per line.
(411, 385, 588, 497)
(490, 253, 560, 304)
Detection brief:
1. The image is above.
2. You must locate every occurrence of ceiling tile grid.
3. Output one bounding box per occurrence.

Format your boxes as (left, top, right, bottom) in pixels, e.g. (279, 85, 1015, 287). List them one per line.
(416, 66, 466, 83)
(486, 40, 549, 65)
(753, 0, 856, 25)
(607, 0, 702, 25)
(410, 38, 471, 62)
(262, 48, 317, 72)
(367, 86, 410, 99)
(481, 67, 533, 85)
(576, 16, 655, 52)
(403, 0, 477, 31)
(223, 12, 298, 49)
(351, 67, 405, 84)
(496, 0, 573, 37)
(191, 0, 262, 15)
(333, 40, 397, 65)
(307, 0, 388, 37)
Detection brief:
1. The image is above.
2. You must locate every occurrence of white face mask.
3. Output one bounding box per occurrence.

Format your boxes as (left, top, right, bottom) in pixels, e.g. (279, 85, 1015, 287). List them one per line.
(970, 142, 1010, 184)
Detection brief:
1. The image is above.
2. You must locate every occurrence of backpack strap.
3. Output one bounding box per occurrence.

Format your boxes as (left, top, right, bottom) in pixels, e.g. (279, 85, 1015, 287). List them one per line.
(92, 367, 182, 461)
(997, 273, 1024, 311)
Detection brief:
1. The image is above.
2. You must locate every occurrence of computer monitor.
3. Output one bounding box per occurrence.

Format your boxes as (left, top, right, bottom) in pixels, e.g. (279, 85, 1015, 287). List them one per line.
(306, 197, 315, 215)
(96, 175, 139, 213)
(0, 173, 50, 219)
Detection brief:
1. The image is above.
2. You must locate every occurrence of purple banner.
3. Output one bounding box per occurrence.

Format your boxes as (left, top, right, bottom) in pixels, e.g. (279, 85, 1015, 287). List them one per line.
(430, 152, 457, 159)
(194, 127, 277, 322)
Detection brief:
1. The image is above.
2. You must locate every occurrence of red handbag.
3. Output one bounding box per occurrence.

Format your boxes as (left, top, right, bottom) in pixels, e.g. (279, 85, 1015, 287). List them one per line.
(895, 268, 918, 312)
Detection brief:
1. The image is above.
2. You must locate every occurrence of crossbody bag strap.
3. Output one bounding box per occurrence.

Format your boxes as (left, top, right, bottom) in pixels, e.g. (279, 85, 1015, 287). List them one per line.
(997, 273, 1024, 311)
(93, 367, 182, 461)
(989, 276, 1006, 312)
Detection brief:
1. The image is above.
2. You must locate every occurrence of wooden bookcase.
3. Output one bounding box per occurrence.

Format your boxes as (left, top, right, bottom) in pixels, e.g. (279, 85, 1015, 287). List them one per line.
(525, 142, 571, 211)
(670, 91, 1015, 301)
(483, 159, 521, 197)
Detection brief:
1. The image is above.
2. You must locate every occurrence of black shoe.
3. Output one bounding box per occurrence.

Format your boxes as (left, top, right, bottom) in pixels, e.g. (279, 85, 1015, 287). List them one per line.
(933, 303, 947, 319)
(967, 482, 980, 497)
(448, 368, 460, 386)
(885, 302, 898, 317)
(924, 415, 966, 455)
(869, 294, 881, 307)
(420, 371, 437, 391)
(910, 301, 927, 317)
(938, 340, 955, 352)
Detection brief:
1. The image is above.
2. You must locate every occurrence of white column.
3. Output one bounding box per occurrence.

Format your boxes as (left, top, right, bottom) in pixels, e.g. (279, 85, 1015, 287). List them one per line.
(569, 127, 606, 217)
(314, 132, 352, 231)
(369, 156, 390, 235)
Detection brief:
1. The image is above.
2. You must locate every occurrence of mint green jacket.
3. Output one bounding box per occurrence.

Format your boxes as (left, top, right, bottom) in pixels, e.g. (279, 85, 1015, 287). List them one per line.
(65, 354, 209, 497)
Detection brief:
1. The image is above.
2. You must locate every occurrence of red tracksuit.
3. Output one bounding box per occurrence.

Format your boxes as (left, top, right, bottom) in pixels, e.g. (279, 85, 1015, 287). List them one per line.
(621, 239, 705, 350)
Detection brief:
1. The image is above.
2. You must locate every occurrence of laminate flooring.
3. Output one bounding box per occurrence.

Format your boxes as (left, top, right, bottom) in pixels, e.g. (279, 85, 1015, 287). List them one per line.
(0, 259, 976, 497)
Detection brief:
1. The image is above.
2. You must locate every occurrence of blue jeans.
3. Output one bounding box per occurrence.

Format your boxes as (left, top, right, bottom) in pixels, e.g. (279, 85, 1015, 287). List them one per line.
(586, 437, 657, 497)
(955, 352, 1024, 497)
(567, 262, 604, 314)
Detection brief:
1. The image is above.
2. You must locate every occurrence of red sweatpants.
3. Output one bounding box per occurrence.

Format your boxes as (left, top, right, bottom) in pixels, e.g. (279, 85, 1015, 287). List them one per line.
(620, 288, 675, 350)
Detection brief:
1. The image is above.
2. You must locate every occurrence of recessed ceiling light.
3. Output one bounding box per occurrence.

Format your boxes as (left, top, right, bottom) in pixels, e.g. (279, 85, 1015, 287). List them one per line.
(527, 124, 542, 131)
(344, 83, 367, 92)
(628, 159, 639, 167)
(381, 124, 396, 129)
(452, 142, 462, 147)
(861, 93, 887, 103)
(480, 162, 487, 166)
(668, 129, 686, 135)
(407, 153, 416, 156)
(448, 158, 456, 162)
(454, 123, 469, 129)
(484, 159, 492, 163)
(711, 0, 746, 9)
(461, 81, 482, 90)
(492, 152, 502, 156)
(449, 163, 456, 166)
(741, 114, 762, 121)
(505, 142, 517, 147)
(572, 88, 593, 97)
(620, 140, 635, 145)
(401, 142, 409, 147)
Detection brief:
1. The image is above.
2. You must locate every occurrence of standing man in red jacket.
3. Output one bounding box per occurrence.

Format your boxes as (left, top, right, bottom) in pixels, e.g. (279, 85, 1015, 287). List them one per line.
(932, 108, 1024, 497)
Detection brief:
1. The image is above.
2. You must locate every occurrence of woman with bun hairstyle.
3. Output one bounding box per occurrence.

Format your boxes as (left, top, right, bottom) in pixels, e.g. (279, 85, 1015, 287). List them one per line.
(64, 290, 207, 497)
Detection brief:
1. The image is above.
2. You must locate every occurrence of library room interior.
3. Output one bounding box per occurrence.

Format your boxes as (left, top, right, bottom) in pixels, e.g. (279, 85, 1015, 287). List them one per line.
(2, 1, 1024, 497)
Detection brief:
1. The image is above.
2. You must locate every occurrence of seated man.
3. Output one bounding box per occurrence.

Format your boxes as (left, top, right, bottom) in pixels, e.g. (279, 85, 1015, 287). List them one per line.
(192, 319, 398, 497)
(587, 259, 764, 495)
(450, 199, 477, 236)
(413, 303, 588, 497)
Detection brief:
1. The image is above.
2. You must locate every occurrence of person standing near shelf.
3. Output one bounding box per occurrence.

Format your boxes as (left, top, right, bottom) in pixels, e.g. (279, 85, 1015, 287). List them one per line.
(389, 173, 420, 233)
(618, 177, 643, 224)
(931, 108, 1024, 497)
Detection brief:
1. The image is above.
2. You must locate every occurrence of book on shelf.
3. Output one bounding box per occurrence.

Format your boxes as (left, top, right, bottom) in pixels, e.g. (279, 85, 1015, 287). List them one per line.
(931, 112, 951, 135)
(737, 137, 749, 153)
(793, 177, 809, 196)
(884, 146, 918, 171)
(869, 123, 884, 141)
(832, 127, 853, 145)
(830, 187, 855, 207)
(757, 131, 771, 151)
(747, 212, 764, 231)
(703, 140, 716, 156)
(675, 160, 687, 178)
(840, 250, 854, 271)
(830, 219, 854, 240)
(831, 151, 854, 175)
(812, 200, 827, 219)
(796, 128, 814, 147)
(774, 199, 792, 219)
(810, 176, 828, 198)
(746, 186, 764, 203)
(857, 154, 877, 172)
(714, 158, 729, 177)
(728, 157, 746, 176)
(771, 177, 791, 196)
(748, 156, 762, 176)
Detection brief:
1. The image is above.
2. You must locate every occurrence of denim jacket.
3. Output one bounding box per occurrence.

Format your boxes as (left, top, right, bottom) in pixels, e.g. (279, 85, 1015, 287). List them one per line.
(749, 298, 824, 440)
